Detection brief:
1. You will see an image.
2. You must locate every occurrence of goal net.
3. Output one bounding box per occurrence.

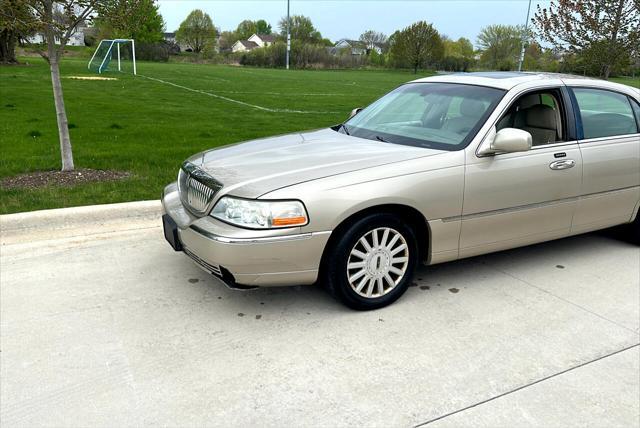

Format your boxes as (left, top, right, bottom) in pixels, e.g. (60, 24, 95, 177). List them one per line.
(88, 39, 137, 75)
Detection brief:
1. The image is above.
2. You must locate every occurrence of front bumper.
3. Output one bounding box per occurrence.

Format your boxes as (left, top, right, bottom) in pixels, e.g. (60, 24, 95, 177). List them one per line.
(161, 182, 331, 287)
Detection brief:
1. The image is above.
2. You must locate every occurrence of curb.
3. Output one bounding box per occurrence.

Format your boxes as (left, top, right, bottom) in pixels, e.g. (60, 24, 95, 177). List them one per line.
(0, 200, 162, 239)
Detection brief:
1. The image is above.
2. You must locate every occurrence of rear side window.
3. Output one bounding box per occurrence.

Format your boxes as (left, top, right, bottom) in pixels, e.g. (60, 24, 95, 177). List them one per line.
(573, 88, 638, 139)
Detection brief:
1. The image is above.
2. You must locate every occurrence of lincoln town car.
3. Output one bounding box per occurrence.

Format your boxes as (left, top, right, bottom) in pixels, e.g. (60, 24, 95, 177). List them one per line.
(162, 72, 640, 309)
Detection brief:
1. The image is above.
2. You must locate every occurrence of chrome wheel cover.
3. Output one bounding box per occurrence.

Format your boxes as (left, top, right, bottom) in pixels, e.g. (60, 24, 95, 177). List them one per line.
(346, 227, 409, 298)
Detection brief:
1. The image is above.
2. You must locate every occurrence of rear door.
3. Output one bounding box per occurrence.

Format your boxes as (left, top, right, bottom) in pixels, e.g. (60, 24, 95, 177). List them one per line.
(568, 86, 640, 234)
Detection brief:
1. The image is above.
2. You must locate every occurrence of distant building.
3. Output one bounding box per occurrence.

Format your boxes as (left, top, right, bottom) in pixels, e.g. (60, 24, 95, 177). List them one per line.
(164, 32, 187, 51)
(27, 4, 86, 46)
(232, 34, 276, 53)
(331, 39, 384, 56)
(248, 33, 276, 48)
(232, 40, 259, 53)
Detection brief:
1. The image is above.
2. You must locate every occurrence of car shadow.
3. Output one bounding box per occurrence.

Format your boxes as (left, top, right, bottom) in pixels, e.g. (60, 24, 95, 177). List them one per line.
(181, 228, 637, 313)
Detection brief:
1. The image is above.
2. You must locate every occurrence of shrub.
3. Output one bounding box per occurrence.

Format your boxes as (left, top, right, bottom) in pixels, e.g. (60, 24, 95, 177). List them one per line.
(133, 42, 171, 62)
(239, 41, 372, 69)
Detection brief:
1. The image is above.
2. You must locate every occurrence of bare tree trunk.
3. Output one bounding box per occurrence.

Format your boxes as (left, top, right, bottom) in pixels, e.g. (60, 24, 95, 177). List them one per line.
(0, 29, 18, 64)
(602, 0, 626, 80)
(42, 0, 74, 172)
(49, 57, 75, 171)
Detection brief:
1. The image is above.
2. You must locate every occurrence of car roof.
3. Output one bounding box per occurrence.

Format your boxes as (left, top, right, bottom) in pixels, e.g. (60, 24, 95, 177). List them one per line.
(410, 72, 639, 97)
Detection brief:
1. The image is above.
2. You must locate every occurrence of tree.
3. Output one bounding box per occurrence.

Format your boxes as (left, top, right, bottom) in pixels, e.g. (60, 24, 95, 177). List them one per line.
(218, 29, 237, 51)
(477, 24, 523, 70)
(27, 1, 100, 171)
(176, 9, 216, 53)
(255, 19, 271, 35)
(443, 36, 474, 59)
(278, 14, 321, 43)
(389, 21, 444, 73)
(94, 0, 164, 42)
(0, 0, 39, 63)
(359, 30, 387, 54)
(441, 36, 475, 71)
(533, 0, 640, 79)
(235, 18, 271, 40)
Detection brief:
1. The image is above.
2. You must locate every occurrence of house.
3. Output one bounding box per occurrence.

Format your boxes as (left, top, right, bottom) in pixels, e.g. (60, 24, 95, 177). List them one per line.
(232, 34, 276, 52)
(232, 40, 259, 52)
(163, 32, 189, 51)
(27, 4, 86, 46)
(248, 33, 276, 48)
(332, 39, 384, 56)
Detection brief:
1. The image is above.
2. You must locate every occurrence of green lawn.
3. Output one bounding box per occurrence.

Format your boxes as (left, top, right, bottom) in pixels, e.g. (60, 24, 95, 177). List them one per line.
(611, 76, 640, 88)
(0, 58, 418, 213)
(0, 59, 638, 214)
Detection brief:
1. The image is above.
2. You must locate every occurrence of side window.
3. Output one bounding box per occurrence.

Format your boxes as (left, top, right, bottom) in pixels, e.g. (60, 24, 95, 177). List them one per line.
(496, 90, 565, 146)
(573, 88, 638, 139)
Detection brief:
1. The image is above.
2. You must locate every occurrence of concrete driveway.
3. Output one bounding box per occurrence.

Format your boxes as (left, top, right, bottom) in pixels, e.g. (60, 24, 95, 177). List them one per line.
(1, 202, 639, 427)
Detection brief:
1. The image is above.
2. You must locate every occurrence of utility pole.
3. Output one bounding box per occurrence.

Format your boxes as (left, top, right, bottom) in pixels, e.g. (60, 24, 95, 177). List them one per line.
(286, 0, 291, 70)
(517, 0, 532, 72)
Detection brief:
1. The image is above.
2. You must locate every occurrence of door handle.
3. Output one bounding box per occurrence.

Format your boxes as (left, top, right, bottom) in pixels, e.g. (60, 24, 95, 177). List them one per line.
(549, 159, 575, 170)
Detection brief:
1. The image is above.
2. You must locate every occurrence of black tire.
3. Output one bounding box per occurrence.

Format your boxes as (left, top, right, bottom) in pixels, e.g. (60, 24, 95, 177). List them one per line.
(630, 212, 640, 245)
(323, 213, 419, 310)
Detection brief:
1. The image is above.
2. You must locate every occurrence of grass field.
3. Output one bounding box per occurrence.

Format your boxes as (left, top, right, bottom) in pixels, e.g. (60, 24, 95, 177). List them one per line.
(0, 58, 638, 214)
(0, 58, 419, 213)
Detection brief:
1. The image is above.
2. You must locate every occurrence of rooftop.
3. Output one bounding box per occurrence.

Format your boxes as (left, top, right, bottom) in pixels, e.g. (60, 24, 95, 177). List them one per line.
(411, 71, 638, 94)
(255, 34, 276, 42)
(237, 40, 259, 49)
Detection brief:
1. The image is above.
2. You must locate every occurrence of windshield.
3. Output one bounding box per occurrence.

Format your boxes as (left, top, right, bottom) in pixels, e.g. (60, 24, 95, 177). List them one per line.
(341, 82, 505, 150)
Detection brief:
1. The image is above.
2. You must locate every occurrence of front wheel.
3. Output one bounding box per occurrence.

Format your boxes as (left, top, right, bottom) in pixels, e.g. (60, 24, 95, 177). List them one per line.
(324, 213, 419, 310)
(630, 212, 640, 245)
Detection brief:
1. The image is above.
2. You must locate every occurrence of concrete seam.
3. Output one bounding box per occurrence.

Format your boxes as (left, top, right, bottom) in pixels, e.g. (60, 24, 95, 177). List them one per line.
(493, 266, 639, 334)
(413, 343, 640, 427)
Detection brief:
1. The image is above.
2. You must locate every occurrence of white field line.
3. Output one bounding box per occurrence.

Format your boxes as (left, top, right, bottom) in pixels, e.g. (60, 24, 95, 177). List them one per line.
(228, 68, 369, 87)
(203, 90, 344, 96)
(139, 74, 342, 114)
(170, 68, 232, 83)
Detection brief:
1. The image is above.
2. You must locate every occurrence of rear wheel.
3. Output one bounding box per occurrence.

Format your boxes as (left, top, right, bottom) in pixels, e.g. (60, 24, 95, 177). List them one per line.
(324, 213, 418, 310)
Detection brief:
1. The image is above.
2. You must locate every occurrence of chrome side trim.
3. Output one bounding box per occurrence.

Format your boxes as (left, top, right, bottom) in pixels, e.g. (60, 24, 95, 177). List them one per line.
(189, 225, 332, 244)
(443, 185, 639, 222)
(476, 139, 580, 158)
(578, 133, 640, 144)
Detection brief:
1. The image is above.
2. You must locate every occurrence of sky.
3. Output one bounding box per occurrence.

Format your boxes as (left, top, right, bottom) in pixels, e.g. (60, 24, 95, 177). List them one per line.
(158, 0, 547, 47)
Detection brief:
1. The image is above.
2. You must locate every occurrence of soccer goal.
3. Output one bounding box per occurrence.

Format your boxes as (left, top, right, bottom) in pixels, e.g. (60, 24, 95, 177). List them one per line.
(88, 39, 137, 75)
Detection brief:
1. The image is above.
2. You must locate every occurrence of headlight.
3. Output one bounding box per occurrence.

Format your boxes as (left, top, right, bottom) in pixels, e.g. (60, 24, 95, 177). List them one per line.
(211, 196, 309, 229)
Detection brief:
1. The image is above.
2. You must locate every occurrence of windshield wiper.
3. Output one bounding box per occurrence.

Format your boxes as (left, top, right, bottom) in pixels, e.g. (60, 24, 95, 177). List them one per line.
(375, 135, 389, 143)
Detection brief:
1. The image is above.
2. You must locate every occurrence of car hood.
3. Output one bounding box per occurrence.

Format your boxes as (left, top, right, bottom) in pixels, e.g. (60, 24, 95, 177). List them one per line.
(189, 128, 445, 198)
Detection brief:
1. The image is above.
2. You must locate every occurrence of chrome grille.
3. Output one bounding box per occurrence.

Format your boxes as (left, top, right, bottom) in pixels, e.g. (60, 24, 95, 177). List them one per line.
(178, 162, 223, 216)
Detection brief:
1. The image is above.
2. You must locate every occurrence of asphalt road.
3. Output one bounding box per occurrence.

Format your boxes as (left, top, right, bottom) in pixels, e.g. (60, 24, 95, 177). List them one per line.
(1, 202, 639, 427)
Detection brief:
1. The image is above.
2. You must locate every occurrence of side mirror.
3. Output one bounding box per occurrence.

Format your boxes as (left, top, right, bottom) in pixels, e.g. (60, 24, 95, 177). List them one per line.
(349, 108, 362, 119)
(478, 128, 532, 156)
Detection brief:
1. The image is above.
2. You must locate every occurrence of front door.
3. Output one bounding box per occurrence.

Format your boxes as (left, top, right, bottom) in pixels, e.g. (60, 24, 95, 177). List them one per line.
(459, 86, 583, 258)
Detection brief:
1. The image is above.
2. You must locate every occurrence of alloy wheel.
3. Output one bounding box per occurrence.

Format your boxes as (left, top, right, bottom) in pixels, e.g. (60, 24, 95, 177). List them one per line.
(346, 227, 409, 298)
